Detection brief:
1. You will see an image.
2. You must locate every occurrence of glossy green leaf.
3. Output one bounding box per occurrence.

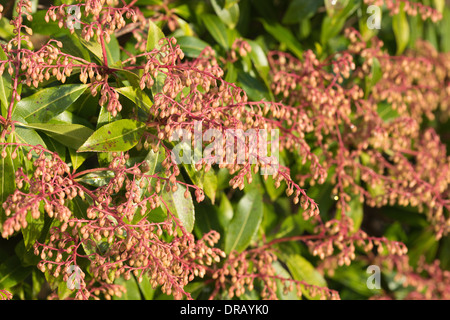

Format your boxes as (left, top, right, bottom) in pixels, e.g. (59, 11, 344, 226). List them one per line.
(260, 20, 303, 59)
(184, 166, 218, 204)
(146, 19, 165, 52)
(113, 276, 142, 300)
(75, 170, 115, 187)
(0, 45, 11, 116)
(176, 36, 210, 58)
(237, 71, 273, 102)
(14, 84, 88, 123)
(217, 193, 233, 229)
(392, 2, 410, 55)
(211, 0, 240, 29)
(78, 119, 146, 152)
(116, 86, 153, 112)
(0, 255, 33, 289)
(69, 148, 90, 171)
(283, 253, 328, 300)
(22, 210, 45, 251)
(224, 189, 263, 253)
(203, 14, 230, 49)
(19, 123, 93, 150)
(161, 183, 195, 233)
(78, 31, 120, 65)
(0, 137, 18, 224)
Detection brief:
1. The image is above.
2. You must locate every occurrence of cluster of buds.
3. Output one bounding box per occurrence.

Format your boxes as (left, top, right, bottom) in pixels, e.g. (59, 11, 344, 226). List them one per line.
(0, 144, 227, 300)
(1, 145, 77, 238)
(307, 216, 408, 267)
(211, 249, 340, 300)
(46, 0, 145, 43)
(134, 38, 321, 209)
(230, 39, 252, 61)
(347, 29, 450, 123)
(363, 0, 443, 22)
(269, 28, 449, 239)
(370, 255, 450, 300)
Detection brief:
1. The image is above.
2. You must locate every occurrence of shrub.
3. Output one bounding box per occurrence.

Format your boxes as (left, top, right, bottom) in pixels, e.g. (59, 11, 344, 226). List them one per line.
(0, 0, 449, 300)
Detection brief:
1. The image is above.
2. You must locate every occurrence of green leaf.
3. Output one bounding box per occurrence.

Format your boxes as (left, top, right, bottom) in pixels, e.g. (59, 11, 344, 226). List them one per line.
(75, 170, 115, 187)
(14, 84, 88, 123)
(161, 183, 195, 233)
(365, 57, 382, 97)
(137, 273, 156, 300)
(0, 255, 33, 289)
(78, 119, 146, 153)
(49, 110, 95, 129)
(377, 102, 400, 122)
(237, 71, 273, 101)
(116, 86, 153, 112)
(283, 0, 322, 24)
(224, 189, 263, 253)
(77, 31, 120, 65)
(0, 137, 18, 223)
(114, 276, 142, 300)
(22, 210, 45, 250)
(217, 193, 233, 229)
(69, 148, 90, 171)
(12, 126, 47, 149)
(260, 20, 303, 59)
(211, 0, 240, 29)
(392, 2, 410, 55)
(283, 253, 328, 300)
(0, 45, 11, 116)
(325, 0, 350, 17)
(176, 36, 210, 58)
(184, 165, 218, 204)
(146, 19, 165, 52)
(273, 261, 299, 300)
(19, 123, 93, 150)
(203, 14, 230, 49)
(320, 0, 360, 45)
(248, 40, 270, 81)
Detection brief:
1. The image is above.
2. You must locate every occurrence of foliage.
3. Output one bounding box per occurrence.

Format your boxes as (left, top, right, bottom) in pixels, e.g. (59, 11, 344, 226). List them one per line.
(0, 0, 449, 300)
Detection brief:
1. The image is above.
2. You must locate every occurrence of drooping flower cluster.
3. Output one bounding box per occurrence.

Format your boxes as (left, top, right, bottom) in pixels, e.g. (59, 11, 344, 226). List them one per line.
(370, 255, 450, 300)
(1, 143, 225, 300)
(268, 28, 450, 240)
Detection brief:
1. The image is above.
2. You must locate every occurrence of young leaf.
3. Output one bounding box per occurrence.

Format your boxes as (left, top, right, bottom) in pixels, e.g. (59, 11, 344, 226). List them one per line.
(78, 119, 146, 153)
(224, 189, 263, 253)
